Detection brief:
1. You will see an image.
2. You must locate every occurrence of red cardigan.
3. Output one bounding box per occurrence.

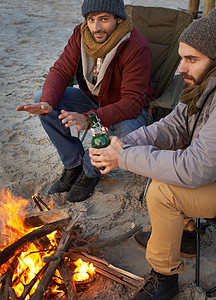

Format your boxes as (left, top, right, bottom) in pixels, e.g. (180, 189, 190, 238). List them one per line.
(40, 24, 155, 127)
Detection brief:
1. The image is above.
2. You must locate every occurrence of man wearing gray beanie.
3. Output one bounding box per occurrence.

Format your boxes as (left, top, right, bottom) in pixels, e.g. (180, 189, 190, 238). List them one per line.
(16, 0, 155, 202)
(90, 8, 216, 300)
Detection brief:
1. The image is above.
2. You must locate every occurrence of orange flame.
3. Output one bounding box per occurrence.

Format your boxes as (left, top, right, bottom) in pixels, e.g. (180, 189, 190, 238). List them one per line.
(73, 258, 96, 281)
(0, 189, 62, 298)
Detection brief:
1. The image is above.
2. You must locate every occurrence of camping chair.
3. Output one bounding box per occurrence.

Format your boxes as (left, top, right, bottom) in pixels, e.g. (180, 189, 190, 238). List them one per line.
(125, 5, 193, 124)
(127, 5, 193, 200)
(196, 217, 216, 296)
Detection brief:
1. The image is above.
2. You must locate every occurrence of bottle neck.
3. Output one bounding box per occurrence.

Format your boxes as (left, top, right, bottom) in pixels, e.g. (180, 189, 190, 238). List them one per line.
(91, 127, 102, 136)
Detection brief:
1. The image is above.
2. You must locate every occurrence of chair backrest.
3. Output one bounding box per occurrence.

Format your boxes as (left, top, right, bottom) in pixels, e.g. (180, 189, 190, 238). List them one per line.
(125, 5, 193, 98)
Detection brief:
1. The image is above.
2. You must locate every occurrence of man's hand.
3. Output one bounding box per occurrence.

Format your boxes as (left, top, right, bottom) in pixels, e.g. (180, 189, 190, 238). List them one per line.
(16, 102, 52, 115)
(59, 110, 90, 133)
(89, 136, 123, 174)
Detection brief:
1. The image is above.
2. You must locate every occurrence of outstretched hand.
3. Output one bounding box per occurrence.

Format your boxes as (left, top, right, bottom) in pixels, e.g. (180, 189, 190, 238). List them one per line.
(16, 102, 52, 115)
(59, 110, 90, 133)
(89, 136, 123, 174)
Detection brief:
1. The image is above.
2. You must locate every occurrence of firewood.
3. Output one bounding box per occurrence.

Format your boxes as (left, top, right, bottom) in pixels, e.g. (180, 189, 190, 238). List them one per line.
(66, 225, 141, 253)
(32, 194, 50, 212)
(8, 287, 19, 300)
(19, 263, 49, 300)
(5, 225, 23, 239)
(0, 268, 13, 300)
(24, 208, 73, 227)
(59, 260, 78, 300)
(0, 255, 20, 300)
(85, 252, 144, 281)
(30, 215, 80, 300)
(0, 217, 71, 265)
(68, 252, 144, 290)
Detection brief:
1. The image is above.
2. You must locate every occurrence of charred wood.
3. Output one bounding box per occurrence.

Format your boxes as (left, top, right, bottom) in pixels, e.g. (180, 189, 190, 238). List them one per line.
(68, 252, 144, 290)
(59, 260, 78, 300)
(0, 218, 71, 265)
(30, 216, 80, 300)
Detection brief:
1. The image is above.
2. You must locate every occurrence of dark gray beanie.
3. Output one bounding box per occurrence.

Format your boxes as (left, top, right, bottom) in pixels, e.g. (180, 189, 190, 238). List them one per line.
(81, 0, 127, 19)
(179, 8, 216, 59)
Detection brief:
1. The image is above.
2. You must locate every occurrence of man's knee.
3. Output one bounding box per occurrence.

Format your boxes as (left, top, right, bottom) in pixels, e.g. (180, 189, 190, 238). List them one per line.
(146, 179, 170, 210)
(34, 90, 42, 104)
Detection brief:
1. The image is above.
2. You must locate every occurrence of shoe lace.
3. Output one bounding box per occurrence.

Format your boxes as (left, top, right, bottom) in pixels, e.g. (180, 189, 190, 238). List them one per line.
(141, 271, 159, 297)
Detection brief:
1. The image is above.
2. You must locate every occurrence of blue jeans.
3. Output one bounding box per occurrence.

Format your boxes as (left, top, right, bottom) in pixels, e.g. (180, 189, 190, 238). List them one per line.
(34, 87, 149, 177)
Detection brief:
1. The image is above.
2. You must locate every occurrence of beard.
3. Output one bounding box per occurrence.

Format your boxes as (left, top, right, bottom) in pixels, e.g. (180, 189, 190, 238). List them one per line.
(180, 73, 196, 88)
(92, 30, 109, 43)
(91, 19, 119, 43)
(180, 59, 216, 88)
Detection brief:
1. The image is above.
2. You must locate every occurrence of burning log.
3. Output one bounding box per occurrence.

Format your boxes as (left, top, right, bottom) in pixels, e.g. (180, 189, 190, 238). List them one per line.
(0, 268, 13, 300)
(25, 208, 74, 227)
(30, 215, 80, 300)
(42, 225, 143, 290)
(0, 217, 71, 265)
(9, 287, 20, 300)
(0, 256, 20, 300)
(0, 192, 144, 299)
(9, 287, 19, 300)
(59, 260, 78, 300)
(32, 194, 50, 211)
(68, 252, 145, 290)
(19, 263, 49, 300)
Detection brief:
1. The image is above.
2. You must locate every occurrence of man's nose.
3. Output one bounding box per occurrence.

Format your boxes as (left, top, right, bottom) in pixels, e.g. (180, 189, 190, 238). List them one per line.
(93, 20, 102, 32)
(178, 60, 188, 73)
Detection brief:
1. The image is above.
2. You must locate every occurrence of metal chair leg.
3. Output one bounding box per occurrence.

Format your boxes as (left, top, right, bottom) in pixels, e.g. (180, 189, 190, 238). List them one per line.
(195, 218, 201, 286)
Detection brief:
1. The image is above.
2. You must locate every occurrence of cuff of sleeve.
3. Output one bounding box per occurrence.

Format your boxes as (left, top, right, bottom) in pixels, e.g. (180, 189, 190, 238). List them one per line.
(118, 146, 131, 170)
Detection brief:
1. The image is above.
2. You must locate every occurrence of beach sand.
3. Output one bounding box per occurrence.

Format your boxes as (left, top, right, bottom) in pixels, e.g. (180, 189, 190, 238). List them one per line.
(0, 0, 215, 299)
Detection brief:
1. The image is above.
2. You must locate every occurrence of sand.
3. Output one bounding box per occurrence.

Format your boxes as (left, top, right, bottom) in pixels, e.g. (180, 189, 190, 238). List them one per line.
(0, 0, 215, 299)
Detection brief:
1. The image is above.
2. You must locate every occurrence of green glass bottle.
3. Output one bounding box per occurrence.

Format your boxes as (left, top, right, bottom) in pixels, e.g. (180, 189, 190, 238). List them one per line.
(88, 113, 110, 149)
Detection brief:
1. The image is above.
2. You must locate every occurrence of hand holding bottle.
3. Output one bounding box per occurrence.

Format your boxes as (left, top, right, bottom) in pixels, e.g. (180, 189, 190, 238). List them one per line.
(89, 136, 123, 174)
(88, 113, 111, 170)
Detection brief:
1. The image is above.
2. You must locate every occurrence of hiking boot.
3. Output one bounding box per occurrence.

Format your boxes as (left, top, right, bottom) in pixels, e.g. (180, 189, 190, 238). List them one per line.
(48, 165, 82, 194)
(66, 170, 100, 202)
(134, 231, 151, 248)
(131, 269, 178, 300)
(134, 230, 196, 258)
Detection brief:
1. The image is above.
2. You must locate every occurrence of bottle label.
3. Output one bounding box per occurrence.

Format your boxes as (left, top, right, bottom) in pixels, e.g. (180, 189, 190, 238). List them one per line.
(91, 127, 101, 136)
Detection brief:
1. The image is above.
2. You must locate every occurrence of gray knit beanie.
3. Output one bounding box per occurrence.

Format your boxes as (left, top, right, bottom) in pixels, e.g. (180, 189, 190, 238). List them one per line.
(81, 0, 127, 20)
(179, 8, 216, 59)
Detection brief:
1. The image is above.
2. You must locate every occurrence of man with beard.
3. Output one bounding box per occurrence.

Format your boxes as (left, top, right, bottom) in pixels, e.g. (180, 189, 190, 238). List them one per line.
(16, 0, 155, 203)
(89, 8, 216, 300)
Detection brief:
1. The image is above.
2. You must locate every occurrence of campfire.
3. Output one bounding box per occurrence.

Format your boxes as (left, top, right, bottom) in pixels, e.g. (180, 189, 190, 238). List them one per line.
(0, 189, 144, 299)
